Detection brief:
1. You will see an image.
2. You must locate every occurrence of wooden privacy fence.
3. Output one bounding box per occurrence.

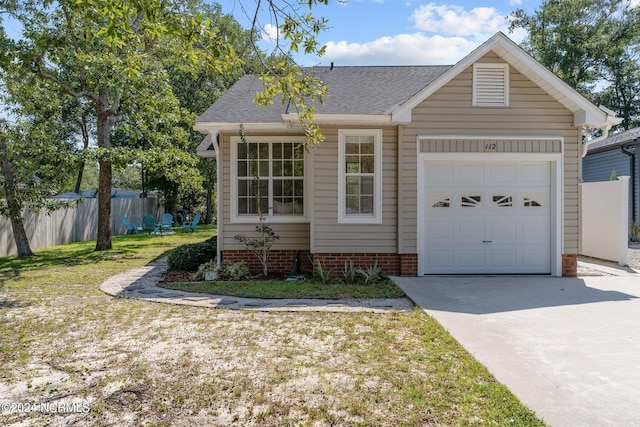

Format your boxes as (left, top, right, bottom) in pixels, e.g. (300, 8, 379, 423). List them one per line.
(580, 177, 629, 266)
(0, 198, 163, 257)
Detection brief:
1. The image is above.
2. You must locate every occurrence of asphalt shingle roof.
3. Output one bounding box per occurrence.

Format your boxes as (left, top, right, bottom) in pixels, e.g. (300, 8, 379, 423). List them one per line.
(587, 127, 640, 154)
(196, 65, 453, 124)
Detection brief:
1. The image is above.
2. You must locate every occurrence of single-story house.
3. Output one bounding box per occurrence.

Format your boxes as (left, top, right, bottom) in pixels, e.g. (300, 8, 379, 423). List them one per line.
(194, 32, 621, 277)
(583, 127, 640, 227)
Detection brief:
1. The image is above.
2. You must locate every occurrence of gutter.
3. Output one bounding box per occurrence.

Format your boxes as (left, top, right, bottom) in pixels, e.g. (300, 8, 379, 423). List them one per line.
(621, 138, 640, 224)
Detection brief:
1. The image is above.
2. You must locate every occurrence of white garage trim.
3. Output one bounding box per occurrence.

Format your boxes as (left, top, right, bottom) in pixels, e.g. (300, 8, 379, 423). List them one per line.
(417, 149, 563, 277)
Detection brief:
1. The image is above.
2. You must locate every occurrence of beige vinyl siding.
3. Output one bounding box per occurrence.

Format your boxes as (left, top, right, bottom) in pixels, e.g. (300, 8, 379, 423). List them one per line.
(401, 52, 580, 254)
(313, 126, 398, 253)
(219, 132, 311, 251)
(420, 138, 562, 153)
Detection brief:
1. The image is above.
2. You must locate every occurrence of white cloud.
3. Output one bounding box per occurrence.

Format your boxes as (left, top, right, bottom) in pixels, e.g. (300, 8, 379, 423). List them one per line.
(322, 33, 478, 66)
(411, 3, 508, 36)
(509, 0, 523, 5)
(261, 24, 279, 42)
(628, 0, 640, 7)
(309, 3, 528, 66)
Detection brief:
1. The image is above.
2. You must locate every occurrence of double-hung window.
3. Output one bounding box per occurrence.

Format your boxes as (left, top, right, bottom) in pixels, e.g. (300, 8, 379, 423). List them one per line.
(338, 129, 383, 224)
(231, 136, 306, 222)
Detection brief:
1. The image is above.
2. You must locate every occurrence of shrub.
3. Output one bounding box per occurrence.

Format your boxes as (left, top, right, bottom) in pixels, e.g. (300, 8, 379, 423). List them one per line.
(313, 262, 333, 285)
(167, 236, 217, 271)
(191, 259, 218, 281)
(357, 263, 384, 285)
(343, 259, 357, 284)
(220, 261, 251, 281)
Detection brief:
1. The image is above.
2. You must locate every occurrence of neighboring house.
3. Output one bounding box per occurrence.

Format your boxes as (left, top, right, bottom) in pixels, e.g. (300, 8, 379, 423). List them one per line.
(194, 32, 620, 277)
(583, 127, 640, 227)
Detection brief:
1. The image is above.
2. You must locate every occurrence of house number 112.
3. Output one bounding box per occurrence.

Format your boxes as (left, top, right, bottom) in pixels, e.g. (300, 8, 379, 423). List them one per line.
(484, 142, 497, 151)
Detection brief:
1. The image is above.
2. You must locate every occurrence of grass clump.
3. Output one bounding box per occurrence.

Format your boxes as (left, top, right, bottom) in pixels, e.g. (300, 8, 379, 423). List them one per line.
(160, 277, 406, 299)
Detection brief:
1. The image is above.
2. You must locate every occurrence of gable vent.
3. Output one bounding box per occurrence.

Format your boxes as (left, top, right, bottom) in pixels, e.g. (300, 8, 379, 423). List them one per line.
(473, 63, 509, 107)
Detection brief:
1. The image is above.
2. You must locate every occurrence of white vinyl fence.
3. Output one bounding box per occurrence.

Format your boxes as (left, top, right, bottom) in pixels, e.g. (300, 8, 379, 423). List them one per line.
(0, 198, 163, 256)
(580, 176, 629, 265)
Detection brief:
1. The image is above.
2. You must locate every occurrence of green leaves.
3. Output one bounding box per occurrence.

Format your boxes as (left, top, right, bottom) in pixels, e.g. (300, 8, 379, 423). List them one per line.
(510, 0, 640, 129)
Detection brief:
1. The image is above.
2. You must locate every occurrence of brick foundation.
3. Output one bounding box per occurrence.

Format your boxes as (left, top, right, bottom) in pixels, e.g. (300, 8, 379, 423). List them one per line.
(222, 250, 312, 276)
(562, 254, 578, 277)
(400, 254, 418, 276)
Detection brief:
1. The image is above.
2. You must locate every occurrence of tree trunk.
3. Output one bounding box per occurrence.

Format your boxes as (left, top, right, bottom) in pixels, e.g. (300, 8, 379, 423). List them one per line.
(94, 108, 112, 251)
(73, 117, 90, 194)
(0, 140, 33, 257)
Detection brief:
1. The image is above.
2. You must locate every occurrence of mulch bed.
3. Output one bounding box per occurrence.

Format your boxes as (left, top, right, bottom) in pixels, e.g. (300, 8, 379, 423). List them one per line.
(160, 270, 296, 284)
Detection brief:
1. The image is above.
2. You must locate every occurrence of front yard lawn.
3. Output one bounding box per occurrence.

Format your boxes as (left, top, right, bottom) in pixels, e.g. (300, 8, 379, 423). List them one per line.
(160, 277, 407, 299)
(0, 229, 547, 426)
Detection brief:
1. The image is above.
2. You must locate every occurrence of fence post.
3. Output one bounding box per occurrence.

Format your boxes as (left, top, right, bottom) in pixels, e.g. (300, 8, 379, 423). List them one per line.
(617, 176, 630, 266)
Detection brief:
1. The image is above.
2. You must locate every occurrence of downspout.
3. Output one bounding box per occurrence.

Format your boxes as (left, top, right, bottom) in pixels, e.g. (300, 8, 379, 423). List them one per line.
(621, 139, 640, 224)
(210, 133, 222, 269)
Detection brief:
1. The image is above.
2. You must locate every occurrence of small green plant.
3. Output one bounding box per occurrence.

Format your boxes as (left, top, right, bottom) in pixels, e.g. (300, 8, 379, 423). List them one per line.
(313, 262, 333, 285)
(610, 168, 617, 181)
(357, 263, 384, 285)
(342, 259, 357, 284)
(191, 259, 218, 281)
(221, 261, 251, 281)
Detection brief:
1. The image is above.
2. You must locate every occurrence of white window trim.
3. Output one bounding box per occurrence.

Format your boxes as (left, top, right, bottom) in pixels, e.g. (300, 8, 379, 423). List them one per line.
(338, 129, 383, 224)
(230, 136, 309, 224)
(472, 63, 509, 107)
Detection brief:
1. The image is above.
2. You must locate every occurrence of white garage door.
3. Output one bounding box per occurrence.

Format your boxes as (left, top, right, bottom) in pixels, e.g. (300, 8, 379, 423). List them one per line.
(423, 160, 551, 274)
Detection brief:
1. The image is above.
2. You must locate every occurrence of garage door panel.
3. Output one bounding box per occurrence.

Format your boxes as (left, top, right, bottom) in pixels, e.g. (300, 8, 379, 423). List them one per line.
(521, 249, 550, 270)
(490, 164, 517, 182)
(459, 250, 485, 268)
(458, 221, 485, 240)
(426, 221, 454, 239)
(427, 251, 454, 268)
(521, 164, 550, 184)
(520, 217, 550, 241)
(489, 250, 517, 267)
(488, 218, 517, 241)
(457, 164, 485, 183)
(424, 160, 551, 274)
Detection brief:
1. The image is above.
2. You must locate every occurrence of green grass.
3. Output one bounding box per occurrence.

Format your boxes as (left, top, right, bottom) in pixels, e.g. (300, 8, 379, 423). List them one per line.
(0, 228, 547, 426)
(160, 277, 407, 299)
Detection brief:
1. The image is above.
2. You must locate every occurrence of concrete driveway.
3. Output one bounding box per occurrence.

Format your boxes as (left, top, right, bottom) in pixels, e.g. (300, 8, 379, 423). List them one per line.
(393, 271, 640, 427)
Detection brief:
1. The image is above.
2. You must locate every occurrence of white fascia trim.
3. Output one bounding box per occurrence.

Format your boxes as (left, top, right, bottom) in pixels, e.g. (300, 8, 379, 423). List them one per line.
(282, 113, 392, 125)
(392, 32, 607, 125)
(229, 135, 310, 224)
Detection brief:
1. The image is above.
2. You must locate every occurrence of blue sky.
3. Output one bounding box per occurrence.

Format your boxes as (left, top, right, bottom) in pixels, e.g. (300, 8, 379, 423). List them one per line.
(218, 0, 547, 66)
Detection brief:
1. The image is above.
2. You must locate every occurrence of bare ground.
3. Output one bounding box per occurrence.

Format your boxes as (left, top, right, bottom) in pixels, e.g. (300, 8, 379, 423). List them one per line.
(0, 291, 541, 426)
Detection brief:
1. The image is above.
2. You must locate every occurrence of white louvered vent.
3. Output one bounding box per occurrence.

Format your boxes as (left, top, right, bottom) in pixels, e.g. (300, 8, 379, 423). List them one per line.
(473, 63, 509, 107)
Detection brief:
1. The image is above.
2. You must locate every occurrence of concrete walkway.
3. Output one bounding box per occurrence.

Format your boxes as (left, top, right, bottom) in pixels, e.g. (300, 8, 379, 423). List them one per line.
(392, 265, 640, 427)
(100, 257, 413, 313)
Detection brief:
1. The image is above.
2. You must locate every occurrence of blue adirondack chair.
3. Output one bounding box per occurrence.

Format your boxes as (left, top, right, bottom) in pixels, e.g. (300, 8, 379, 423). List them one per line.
(122, 216, 142, 235)
(182, 213, 201, 232)
(143, 215, 159, 235)
(158, 213, 173, 233)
